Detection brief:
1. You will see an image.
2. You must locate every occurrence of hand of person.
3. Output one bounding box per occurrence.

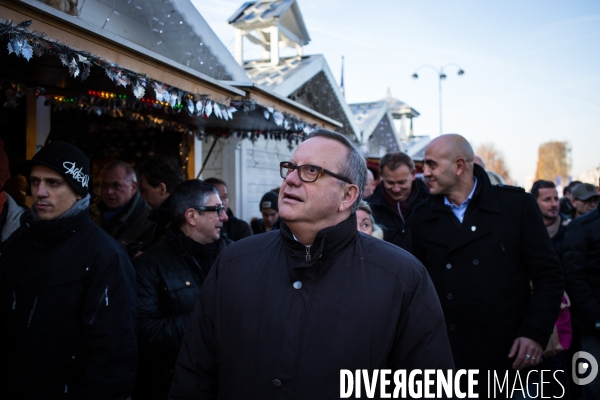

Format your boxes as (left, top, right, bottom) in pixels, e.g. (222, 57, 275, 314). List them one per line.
(508, 337, 542, 370)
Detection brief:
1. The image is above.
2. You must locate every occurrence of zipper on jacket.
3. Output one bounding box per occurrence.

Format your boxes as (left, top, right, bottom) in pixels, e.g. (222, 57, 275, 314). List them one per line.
(89, 285, 109, 325)
(305, 245, 312, 261)
(12, 291, 16, 310)
(27, 297, 38, 328)
(397, 203, 406, 225)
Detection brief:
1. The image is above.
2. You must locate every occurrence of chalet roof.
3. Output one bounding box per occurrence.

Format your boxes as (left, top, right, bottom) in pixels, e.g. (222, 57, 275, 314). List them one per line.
(350, 101, 390, 139)
(405, 135, 431, 160)
(383, 88, 420, 119)
(78, 0, 250, 82)
(228, 0, 310, 45)
(243, 55, 359, 139)
(349, 101, 402, 154)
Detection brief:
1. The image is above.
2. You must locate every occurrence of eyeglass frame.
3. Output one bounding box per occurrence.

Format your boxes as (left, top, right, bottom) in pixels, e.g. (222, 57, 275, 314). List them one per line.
(193, 205, 225, 216)
(100, 182, 129, 191)
(280, 161, 353, 184)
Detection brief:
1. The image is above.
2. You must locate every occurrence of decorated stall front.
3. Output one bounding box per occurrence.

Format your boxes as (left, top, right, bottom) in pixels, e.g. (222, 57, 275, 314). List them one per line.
(0, 0, 338, 214)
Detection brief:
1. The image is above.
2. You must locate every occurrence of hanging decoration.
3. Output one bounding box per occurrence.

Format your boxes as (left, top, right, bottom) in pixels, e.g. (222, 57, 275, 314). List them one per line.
(0, 18, 234, 117)
(0, 19, 317, 143)
(0, 80, 313, 148)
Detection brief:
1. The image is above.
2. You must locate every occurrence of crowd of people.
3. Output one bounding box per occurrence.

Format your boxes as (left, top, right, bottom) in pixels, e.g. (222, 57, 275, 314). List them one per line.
(0, 131, 598, 399)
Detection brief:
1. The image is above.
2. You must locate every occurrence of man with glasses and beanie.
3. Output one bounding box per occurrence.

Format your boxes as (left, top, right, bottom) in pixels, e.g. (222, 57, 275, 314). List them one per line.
(0, 141, 137, 399)
(169, 129, 454, 399)
(133, 180, 231, 399)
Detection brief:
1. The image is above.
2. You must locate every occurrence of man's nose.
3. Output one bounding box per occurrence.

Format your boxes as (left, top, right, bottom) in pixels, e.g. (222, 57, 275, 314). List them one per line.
(36, 183, 49, 197)
(220, 211, 229, 222)
(284, 168, 302, 186)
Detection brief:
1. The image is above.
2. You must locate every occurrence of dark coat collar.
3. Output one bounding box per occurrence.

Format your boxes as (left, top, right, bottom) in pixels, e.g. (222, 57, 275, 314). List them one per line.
(280, 213, 357, 270)
(26, 208, 90, 248)
(99, 190, 144, 225)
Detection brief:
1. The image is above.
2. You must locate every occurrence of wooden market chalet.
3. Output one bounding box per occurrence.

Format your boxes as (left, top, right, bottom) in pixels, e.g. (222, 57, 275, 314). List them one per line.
(0, 0, 427, 221)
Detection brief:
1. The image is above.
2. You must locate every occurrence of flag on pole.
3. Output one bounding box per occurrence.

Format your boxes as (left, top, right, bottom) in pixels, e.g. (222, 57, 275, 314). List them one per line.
(340, 55, 345, 97)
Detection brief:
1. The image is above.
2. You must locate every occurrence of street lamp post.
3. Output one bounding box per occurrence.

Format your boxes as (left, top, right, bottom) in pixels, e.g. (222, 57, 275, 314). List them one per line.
(411, 63, 464, 136)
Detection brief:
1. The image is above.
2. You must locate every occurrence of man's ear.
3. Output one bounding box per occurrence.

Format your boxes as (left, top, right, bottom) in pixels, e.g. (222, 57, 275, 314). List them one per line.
(131, 181, 138, 193)
(184, 208, 196, 226)
(455, 158, 467, 176)
(338, 184, 360, 213)
(158, 182, 168, 195)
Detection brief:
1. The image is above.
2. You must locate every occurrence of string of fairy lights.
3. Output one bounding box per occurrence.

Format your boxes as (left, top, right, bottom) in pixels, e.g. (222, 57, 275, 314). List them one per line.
(0, 18, 316, 144)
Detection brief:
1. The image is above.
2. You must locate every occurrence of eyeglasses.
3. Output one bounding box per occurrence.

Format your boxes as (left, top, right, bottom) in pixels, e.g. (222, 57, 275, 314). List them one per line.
(193, 205, 225, 216)
(101, 182, 126, 191)
(280, 161, 352, 184)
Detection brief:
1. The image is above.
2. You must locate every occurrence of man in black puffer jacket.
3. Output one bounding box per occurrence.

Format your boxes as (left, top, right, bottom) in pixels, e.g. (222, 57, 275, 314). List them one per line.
(133, 180, 231, 399)
(0, 141, 137, 399)
(169, 129, 453, 399)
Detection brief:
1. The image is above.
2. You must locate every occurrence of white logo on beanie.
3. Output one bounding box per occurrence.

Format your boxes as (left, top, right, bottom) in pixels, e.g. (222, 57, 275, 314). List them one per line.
(63, 161, 89, 188)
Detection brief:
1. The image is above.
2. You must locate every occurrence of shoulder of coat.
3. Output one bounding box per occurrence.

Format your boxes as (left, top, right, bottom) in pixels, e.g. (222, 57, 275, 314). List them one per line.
(495, 184, 525, 193)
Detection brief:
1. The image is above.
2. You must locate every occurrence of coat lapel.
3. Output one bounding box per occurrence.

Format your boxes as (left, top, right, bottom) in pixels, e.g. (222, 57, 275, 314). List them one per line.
(427, 168, 503, 255)
(447, 208, 492, 253)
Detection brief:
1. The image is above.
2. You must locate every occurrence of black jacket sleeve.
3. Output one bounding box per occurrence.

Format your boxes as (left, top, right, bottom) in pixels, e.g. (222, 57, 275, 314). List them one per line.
(517, 194, 565, 345)
(82, 251, 138, 400)
(562, 220, 600, 329)
(135, 255, 191, 351)
(388, 260, 455, 373)
(169, 267, 219, 400)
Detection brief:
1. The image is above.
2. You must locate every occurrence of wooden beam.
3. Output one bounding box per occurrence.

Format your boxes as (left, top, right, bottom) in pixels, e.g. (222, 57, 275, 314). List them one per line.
(245, 91, 339, 130)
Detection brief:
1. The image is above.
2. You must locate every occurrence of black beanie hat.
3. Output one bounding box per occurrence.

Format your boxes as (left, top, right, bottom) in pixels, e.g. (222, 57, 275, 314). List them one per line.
(259, 190, 279, 212)
(19, 141, 90, 197)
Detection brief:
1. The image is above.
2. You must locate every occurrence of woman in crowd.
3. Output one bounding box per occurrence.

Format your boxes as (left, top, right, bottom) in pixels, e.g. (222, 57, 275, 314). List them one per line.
(356, 200, 383, 239)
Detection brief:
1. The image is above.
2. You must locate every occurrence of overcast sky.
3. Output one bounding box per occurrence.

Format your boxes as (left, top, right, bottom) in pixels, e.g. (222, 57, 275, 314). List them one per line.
(192, 0, 600, 186)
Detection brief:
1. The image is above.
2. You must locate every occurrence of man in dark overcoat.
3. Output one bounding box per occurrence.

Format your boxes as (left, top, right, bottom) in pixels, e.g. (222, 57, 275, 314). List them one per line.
(409, 134, 564, 396)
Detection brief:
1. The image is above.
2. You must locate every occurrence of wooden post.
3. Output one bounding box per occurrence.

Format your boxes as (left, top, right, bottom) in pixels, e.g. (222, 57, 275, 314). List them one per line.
(187, 134, 195, 180)
(25, 93, 37, 160)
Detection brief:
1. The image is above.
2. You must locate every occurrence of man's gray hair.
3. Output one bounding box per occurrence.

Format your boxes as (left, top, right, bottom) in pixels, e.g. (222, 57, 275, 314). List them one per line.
(306, 129, 367, 213)
(170, 180, 219, 228)
(102, 160, 137, 183)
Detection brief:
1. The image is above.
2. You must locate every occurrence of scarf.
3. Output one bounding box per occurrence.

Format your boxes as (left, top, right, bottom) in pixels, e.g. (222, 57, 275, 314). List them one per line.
(546, 215, 561, 239)
(30, 194, 91, 221)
